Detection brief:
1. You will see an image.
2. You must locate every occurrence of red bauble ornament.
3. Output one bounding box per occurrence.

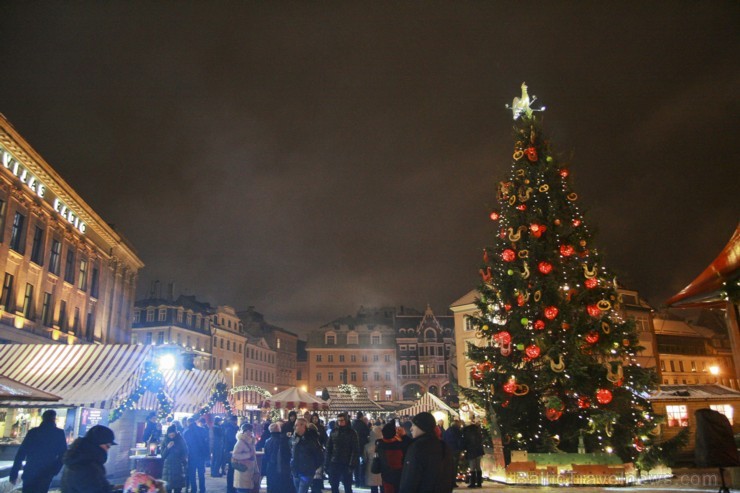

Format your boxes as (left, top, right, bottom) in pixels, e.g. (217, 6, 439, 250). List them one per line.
(545, 408, 563, 421)
(503, 304, 512, 311)
(530, 223, 547, 238)
(578, 396, 591, 409)
(493, 331, 511, 345)
(533, 320, 545, 330)
(489, 211, 500, 221)
(525, 146, 538, 162)
(538, 261, 553, 274)
(585, 330, 600, 344)
(560, 244, 575, 257)
(501, 249, 516, 262)
(634, 437, 645, 452)
(572, 219, 581, 227)
(544, 306, 559, 320)
(587, 304, 601, 318)
(517, 294, 526, 306)
(560, 168, 569, 178)
(470, 367, 484, 381)
(482, 250, 490, 263)
(503, 379, 517, 394)
(584, 278, 598, 289)
(499, 229, 507, 239)
(516, 204, 527, 211)
(561, 322, 571, 330)
(595, 388, 613, 405)
(525, 344, 541, 359)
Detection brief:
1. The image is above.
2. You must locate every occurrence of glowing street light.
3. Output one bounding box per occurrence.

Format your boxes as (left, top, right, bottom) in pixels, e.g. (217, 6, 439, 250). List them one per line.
(709, 365, 720, 376)
(158, 354, 176, 371)
(226, 365, 238, 387)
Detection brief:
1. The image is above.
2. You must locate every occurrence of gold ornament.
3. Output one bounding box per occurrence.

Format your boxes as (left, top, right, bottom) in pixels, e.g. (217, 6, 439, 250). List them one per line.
(517, 249, 529, 259)
(508, 195, 516, 206)
(513, 384, 530, 396)
(539, 184, 549, 192)
(548, 355, 565, 373)
(513, 150, 524, 160)
(605, 421, 614, 437)
(567, 193, 578, 201)
(516, 169, 525, 178)
(605, 362, 623, 383)
(601, 322, 611, 334)
(521, 261, 530, 279)
(533, 290, 542, 302)
(518, 187, 533, 202)
(508, 226, 526, 242)
(597, 300, 612, 311)
(583, 264, 597, 279)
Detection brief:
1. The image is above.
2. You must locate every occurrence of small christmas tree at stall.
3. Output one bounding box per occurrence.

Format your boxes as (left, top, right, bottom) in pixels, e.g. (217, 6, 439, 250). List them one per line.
(461, 84, 685, 473)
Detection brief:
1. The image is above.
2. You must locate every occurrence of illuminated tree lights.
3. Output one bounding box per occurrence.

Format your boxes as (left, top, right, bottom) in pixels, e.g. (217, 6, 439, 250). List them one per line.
(194, 382, 235, 418)
(461, 85, 687, 470)
(109, 362, 173, 423)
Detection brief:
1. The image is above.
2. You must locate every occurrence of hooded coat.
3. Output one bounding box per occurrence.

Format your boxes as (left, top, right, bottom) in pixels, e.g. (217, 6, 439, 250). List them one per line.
(161, 432, 188, 490)
(60, 437, 112, 493)
(232, 431, 260, 490)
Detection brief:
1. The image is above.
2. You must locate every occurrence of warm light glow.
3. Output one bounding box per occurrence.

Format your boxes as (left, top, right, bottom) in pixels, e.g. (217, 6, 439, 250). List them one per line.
(159, 354, 176, 371)
(709, 365, 720, 376)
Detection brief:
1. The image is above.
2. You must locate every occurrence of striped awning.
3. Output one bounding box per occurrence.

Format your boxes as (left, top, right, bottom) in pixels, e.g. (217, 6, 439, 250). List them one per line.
(0, 344, 153, 409)
(156, 369, 231, 414)
(261, 387, 329, 411)
(0, 374, 61, 405)
(398, 392, 459, 418)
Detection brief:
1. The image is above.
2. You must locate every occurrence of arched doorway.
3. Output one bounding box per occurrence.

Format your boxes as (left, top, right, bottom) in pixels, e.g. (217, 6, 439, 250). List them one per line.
(402, 383, 423, 400)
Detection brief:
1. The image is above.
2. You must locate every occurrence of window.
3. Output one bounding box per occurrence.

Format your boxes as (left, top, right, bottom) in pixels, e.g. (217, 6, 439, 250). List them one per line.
(9, 211, 26, 253)
(0, 199, 6, 242)
(325, 332, 336, 345)
(350, 354, 356, 362)
(176, 310, 183, 323)
(158, 308, 166, 321)
(385, 371, 391, 381)
(373, 355, 379, 362)
(691, 361, 697, 372)
(146, 309, 154, 322)
(362, 372, 368, 381)
(669, 360, 675, 372)
(316, 373, 322, 382)
(64, 250, 75, 284)
(276, 338, 281, 349)
(347, 331, 358, 344)
(328, 355, 334, 362)
(371, 332, 381, 345)
(660, 360, 666, 372)
(438, 364, 444, 374)
(41, 292, 52, 326)
(666, 405, 689, 427)
(1, 273, 14, 310)
(350, 371, 357, 382)
(21, 283, 33, 318)
(339, 355, 345, 362)
(77, 258, 88, 291)
(328, 372, 334, 382)
(227, 340, 231, 351)
(73, 307, 80, 334)
(710, 404, 734, 425)
(385, 354, 391, 362)
(59, 300, 67, 331)
(157, 332, 164, 345)
(30, 226, 44, 265)
(186, 314, 192, 326)
(90, 267, 99, 298)
(409, 345, 416, 353)
(374, 371, 380, 381)
(401, 365, 407, 375)
(362, 355, 368, 362)
(49, 239, 61, 275)
(464, 316, 475, 331)
(678, 361, 684, 372)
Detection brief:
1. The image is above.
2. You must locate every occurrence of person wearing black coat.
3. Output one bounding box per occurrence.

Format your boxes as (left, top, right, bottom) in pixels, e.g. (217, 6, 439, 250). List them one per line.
(60, 425, 117, 493)
(222, 415, 239, 493)
(10, 410, 68, 493)
(398, 412, 455, 493)
(325, 413, 359, 493)
(142, 412, 162, 444)
(462, 418, 485, 488)
(262, 422, 294, 493)
(161, 425, 188, 493)
(210, 417, 224, 477)
(442, 419, 463, 487)
(182, 418, 209, 493)
(291, 420, 324, 493)
(350, 412, 370, 487)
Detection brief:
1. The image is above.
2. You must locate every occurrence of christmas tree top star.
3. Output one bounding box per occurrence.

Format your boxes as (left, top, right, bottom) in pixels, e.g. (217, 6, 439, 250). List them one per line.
(506, 82, 545, 120)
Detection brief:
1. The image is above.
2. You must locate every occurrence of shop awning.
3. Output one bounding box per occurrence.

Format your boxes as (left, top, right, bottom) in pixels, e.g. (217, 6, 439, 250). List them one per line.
(0, 344, 153, 409)
(666, 225, 740, 308)
(260, 387, 329, 411)
(397, 392, 459, 418)
(154, 369, 231, 414)
(0, 374, 61, 405)
(324, 386, 383, 412)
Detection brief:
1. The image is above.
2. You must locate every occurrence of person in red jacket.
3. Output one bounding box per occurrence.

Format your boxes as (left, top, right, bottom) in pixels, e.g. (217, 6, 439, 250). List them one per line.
(374, 422, 406, 493)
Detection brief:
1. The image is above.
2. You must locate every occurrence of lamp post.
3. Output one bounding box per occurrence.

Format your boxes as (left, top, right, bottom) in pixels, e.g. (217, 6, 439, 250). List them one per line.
(226, 365, 238, 387)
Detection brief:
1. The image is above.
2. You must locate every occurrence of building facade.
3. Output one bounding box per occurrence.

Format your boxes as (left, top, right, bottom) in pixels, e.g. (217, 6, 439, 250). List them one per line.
(0, 115, 143, 345)
(242, 336, 276, 412)
(239, 306, 297, 392)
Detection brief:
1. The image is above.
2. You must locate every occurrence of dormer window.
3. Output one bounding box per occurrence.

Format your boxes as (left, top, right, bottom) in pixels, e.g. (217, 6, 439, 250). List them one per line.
(347, 331, 359, 344)
(325, 331, 337, 345)
(370, 331, 381, 345)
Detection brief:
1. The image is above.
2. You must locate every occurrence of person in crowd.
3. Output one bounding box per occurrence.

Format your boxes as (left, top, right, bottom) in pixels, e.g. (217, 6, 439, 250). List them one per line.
(351, 412, 370, 487)
(395, 425, 412, 450)
(462, 416, 485, 489)
(375, 422, 406, 493)
(60, 425, 117, 493)
(283, 411, 298, 436)
(325, 412, 359, 493)
(400, 416, 412, 434)
(10, 410, 67, 493)
(398, 412, 455, 493)
(291, 418, 323, 493)
(232, 423, 260, 493)
(262, 422, 293, 493)
(307, 423, 325, 493)
(142, 412, 162, 444)
(435, 420, 445, 439)
(255, 421, 271, 451)
(211, 417, 225, 477)
(364, 424, 383, 493)
(223, 415, 240, 493)
(161, 424, 188, 493)
(183, 417, 209, 493)
(442, 419, 463, 488)
(310, 413, 326, 447)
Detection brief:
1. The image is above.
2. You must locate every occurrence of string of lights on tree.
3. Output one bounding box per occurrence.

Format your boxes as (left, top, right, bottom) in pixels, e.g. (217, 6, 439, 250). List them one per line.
(109, 362, 173, 423)
(194, 382, 234, 418)
(459, 84, 686, 470)
(337, 384, 360, 400)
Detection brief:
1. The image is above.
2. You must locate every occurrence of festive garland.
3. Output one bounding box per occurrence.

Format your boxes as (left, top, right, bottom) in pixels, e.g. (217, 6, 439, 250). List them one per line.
(194, 382, 234, 418)
(337, 384, 359, 400)
(109, 362, 173, 423)
(229, 385, 272, 399)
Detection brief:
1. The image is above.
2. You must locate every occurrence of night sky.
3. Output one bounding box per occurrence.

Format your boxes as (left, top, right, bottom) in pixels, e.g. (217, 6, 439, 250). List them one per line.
(0, 3, 737, 336)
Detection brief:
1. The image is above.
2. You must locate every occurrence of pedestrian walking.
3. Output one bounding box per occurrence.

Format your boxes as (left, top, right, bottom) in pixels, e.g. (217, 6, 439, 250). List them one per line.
(161, 425, 188, 493)
(363, 425, 383, 493)
(462, 417, 485, 488)
(183, 417, 209, 493)
(306, 423, 325, 493)
(262, 422, 293, 493)
(223, 415, 239, 493)
(442, 419, 463, 487)
(211, 417, 225, 477)
(351, 412, 370, 487)
(325, 412, 359, 493)
(232, 423, 260, 493)
(60, 425, 117, 493)
(398, 412, 455, 493)
(9, 409, 67, 493)
(375, 422, 406, 493)
(290, 418, 323, 493)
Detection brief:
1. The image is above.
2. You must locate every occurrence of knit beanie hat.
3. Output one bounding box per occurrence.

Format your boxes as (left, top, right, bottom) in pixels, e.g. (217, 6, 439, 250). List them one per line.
(411, 412, 436, 434)
(382, 422, 397, 439)
(86, 425, 117, 445)
(166, 425, 177, 434)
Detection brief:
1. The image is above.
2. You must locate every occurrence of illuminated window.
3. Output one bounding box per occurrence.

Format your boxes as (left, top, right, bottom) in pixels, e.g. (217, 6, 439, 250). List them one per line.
(21, 283, 33, 318)
(276, 338, 281, 349)
(49, 239, 61, 275)
(1, 273, 14, 310)
(659, 360, 665, 372)
(77, 258, 88, 291)
(710, 404, 734, 425)
(666, 405, 689, 427)
(9, 212, 26, 253)
(464, 316, 475, 332)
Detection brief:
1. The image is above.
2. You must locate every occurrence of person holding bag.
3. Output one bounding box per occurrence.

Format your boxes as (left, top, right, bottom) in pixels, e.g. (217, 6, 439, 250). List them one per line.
(232, 423, 261, 493)
(364, 425, 383, 493)
(161, 425, 188, 493)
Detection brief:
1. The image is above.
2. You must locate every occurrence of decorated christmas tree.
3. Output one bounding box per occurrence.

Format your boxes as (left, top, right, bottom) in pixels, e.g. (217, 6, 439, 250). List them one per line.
(461, 84, 684, 469)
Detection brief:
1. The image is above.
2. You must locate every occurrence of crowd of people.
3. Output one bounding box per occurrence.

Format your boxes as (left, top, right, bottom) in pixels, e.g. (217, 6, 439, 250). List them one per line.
(8, 409, 487, 493)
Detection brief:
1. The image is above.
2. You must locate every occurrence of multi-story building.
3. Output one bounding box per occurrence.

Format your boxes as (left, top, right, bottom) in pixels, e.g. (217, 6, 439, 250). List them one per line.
(242, 336, 276, 414)
(239, 306, 297, 392)
(618, 288, 659, 370)
(307, 306, 401, 401)
(296, 339, 309, 391)
(131, 294, 213, 369)
(0, 115, 143, 345)
(450, 289, 480, 393)
(211, 305, 247, 414)
(395, 305, 455, 401)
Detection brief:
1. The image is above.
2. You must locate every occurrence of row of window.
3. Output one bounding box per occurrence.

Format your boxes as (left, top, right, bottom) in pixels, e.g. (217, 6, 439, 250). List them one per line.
(213, 316, 242, 331)
(315, 353, 391, 363)
(1, 271, 93, 336)
(1, 202, 100, 297)
(314, 371, 392, 382)
(215, 336, 242, 354)
(666, 404, 733, 427)
(324, 331, 382, 345)
(134, 331, 208, 351)
(134, 307, 209, 331)
(660, 359, 720, 373)
(400, 363, 446, 375)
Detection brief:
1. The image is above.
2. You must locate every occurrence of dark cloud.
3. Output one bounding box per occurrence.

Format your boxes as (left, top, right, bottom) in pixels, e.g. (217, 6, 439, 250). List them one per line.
(0, 2, 737, 335)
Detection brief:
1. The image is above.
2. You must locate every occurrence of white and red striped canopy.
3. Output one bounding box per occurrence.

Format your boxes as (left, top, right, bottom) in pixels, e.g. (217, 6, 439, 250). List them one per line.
(260, 387, 328, 411)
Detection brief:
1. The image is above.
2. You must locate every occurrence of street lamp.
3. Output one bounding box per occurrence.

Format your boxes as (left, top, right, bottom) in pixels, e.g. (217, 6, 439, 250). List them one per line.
(226, 365, 238, 387)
